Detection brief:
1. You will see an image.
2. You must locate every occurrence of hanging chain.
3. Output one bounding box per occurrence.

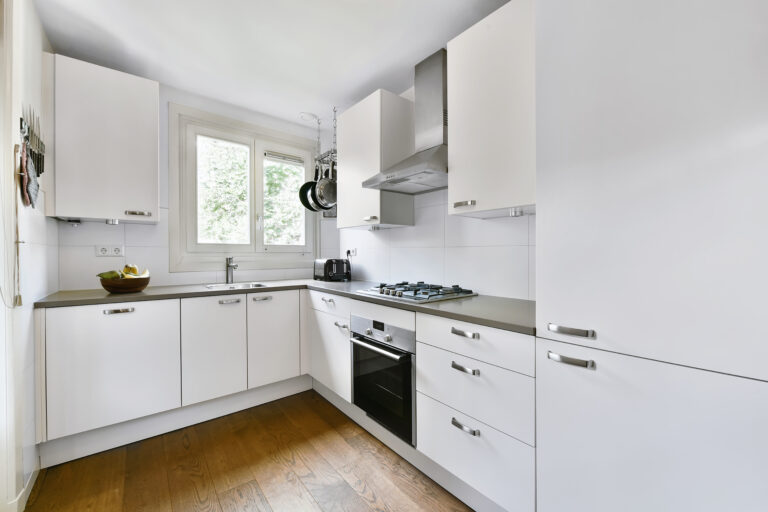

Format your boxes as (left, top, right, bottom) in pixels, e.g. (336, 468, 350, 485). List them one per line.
(332, 106, 337, 161)
(316, 118, 322, 159)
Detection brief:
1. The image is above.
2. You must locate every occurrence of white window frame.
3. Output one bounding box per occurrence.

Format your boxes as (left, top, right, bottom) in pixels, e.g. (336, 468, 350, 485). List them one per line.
(169, 103, 317, 272)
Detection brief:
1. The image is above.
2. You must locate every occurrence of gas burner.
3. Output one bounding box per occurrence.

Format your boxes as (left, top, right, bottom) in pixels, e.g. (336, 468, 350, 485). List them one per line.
(358, 281, 477, 304)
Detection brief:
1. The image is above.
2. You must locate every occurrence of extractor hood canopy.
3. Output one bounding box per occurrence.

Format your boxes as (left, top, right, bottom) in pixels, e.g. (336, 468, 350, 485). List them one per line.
(362, 49, 447, 194)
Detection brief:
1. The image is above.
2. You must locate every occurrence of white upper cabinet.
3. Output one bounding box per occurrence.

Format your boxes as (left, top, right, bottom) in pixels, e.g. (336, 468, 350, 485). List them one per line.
(537, 339, 768, 512)
(51, 54, 159, 223)
(536, 0, 768, 380)
(337, 89, 415, 228)
(447, 0, 535, 218)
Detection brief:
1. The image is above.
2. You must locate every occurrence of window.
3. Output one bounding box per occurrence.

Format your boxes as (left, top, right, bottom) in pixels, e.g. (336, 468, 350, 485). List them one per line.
(169, 104, 316, 272)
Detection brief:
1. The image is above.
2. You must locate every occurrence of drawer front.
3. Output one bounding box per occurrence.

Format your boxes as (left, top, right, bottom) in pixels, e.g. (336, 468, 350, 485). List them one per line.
(416, 313, 535, 376)
(417, 392, 535, 512)
(308, 290, 353, 319)
(417, 342, 534, 445)
(349, 299, 415, 330)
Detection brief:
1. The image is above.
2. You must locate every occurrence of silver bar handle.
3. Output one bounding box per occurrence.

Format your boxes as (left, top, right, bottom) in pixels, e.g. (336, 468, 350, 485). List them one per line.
(334, 321, 349, 330)
(252, 296, 272, 302)
(451, 327, 480, 340)
(218, 298, 241, 305)
(321, 297, 335, 304)
(453, 200, 476, 208)
(451, 417, 480, 437)
(124, 210, 152, 217)
(350, 338, 406, 361)
(103, 307, 135, 315)
(547, 351, 596, 370)
(451, 361, 480, 376)
(547, 323, 596, 339)
(363, 215, 378, 222)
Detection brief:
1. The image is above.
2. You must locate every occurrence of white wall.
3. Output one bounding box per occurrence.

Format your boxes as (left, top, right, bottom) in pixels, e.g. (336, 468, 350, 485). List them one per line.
(340, 189, 535, 300)
(58, 84, 338, 290)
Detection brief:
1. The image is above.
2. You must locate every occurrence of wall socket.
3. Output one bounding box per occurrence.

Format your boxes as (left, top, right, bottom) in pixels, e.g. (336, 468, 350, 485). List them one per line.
(96, 245, 124, 257)
(346, 248, 357, 257)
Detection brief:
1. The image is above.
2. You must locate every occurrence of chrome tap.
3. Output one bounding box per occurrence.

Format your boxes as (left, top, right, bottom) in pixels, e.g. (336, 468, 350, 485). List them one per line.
(225, 257, 238, 284)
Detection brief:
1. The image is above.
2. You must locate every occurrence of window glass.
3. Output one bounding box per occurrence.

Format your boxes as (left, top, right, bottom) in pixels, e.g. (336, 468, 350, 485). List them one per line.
(196, 135, 250, 244)
(263, 156, 306, 246)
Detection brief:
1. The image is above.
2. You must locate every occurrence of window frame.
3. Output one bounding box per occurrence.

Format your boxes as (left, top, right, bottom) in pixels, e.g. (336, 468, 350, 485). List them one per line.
(169, 103, 317, 272)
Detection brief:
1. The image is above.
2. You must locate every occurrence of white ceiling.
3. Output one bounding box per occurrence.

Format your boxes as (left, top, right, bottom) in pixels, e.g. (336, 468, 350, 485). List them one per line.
(34, 0, 508, 127)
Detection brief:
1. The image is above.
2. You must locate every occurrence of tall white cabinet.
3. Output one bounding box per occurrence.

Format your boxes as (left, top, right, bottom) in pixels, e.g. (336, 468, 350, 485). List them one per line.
(336, 89, 415, 229)
(51, 54, 159, 223)
(447, 0, 535, 218)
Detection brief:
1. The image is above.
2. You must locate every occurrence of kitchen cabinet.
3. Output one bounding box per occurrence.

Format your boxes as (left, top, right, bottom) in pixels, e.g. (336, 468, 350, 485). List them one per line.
(446, 0, 535, 218)
(536, 1, 768, 380)
(181, 295, 247, 406)
(537, 338, 768, 512)
(337, 89, 415, 228)
(306, 308, 351, 402)
(46, 300, 180, 440)
(247, 290, 300, 389)
(51, 53, 159, 223)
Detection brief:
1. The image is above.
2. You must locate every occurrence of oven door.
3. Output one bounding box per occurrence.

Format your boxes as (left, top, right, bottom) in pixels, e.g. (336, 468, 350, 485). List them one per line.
(351, 334, 415, 446)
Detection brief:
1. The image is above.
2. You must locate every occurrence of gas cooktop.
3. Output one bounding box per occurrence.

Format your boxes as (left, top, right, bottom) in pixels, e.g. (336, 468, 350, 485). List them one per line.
(357, 282, 477, 304)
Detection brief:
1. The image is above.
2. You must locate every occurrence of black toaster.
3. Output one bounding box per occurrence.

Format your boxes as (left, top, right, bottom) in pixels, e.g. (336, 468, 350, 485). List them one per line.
(314, 258, 351, 282)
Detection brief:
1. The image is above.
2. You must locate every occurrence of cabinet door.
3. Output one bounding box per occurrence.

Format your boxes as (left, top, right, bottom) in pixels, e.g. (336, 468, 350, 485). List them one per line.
(337, 89, 414, 228)
(46, 300, 180, 440)
(54, 54, 158, 222)
(247, 290, 300, 389)
(447, 0, 535, 217)
(307, 310, 351, 401)
(181, 295, 247, 406)
(537, 339, 768, 512)
(536, 1, 768, 380)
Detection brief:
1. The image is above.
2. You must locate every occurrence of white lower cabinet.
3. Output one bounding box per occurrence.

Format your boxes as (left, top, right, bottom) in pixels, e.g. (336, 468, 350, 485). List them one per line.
(46, 300, 181, 440)
(181, 294, 247, 406)
(417, 393, 535, 512)
(537, 338, 768, 512)
(247, 290, 300, 389)
(307, 309, 351, 402)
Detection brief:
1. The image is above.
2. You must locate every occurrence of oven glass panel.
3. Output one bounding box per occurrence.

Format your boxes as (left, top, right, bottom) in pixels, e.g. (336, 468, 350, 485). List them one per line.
(352, 337, 413, 444)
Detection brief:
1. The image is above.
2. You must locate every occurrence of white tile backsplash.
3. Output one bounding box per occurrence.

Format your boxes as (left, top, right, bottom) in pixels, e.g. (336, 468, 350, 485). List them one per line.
(340, 189, 536, 300)
(59, 219, 125, 246)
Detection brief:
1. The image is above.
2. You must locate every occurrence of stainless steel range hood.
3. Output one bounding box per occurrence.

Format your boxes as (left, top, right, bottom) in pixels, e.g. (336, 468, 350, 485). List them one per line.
(362, 49, 447, 194)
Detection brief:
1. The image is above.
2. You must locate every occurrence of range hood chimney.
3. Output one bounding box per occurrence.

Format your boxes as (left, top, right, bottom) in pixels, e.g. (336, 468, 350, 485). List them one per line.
(362, 49, 447, 194)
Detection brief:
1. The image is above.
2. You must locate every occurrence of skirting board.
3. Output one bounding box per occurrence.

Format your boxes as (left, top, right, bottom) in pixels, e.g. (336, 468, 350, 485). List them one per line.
(38, 375, 312, 468)
(311, 379, 506, 512)
(7, 469, 39, 512)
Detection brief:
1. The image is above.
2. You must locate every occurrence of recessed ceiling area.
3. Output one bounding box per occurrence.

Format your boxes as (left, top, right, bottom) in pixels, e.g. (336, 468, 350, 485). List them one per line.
(34, 0, 508, 125)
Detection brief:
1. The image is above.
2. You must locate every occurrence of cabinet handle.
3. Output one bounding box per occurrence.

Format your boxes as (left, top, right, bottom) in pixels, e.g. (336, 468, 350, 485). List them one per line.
(252, 296, 272, 302)
(451, 361, 480, 376)
(452, 200, 476, 208)
(451, 327, 480, 340)
(451, 417, 480, 437)
(124, 210, 152, 217)
(334, 321, 348, 330)
(218, 298, 241, 305)
(350, 338, 406, 361)
(321, 297, 335, 304)
(547, 323, 596, 339)
(363, 216, 378, 222)
(547, 351, 596, 370)
(103, 307, 135, 315)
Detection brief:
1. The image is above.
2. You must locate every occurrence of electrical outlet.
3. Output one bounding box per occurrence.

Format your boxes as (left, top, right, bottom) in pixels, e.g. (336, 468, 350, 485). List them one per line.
(346, 248, 357, 257)
(96, 245, 124, 257)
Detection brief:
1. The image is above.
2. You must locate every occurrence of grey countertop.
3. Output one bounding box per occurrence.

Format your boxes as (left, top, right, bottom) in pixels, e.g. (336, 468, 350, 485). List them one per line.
(34, 279, 536, 335)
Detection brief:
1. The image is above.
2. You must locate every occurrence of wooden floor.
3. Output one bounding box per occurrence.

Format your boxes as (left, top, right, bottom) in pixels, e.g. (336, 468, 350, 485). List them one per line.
(26, 390, 472, 512)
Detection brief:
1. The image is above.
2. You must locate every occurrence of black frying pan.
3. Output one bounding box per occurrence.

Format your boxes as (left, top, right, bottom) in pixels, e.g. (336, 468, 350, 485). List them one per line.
(299, 164, 321, 212)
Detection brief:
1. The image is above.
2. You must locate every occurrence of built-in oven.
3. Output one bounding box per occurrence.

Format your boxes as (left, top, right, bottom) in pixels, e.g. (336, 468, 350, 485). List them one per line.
(350, 315, 416, 446)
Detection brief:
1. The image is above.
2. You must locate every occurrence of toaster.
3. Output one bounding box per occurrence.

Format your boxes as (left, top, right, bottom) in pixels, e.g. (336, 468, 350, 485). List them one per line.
(314, 258, 351, 282)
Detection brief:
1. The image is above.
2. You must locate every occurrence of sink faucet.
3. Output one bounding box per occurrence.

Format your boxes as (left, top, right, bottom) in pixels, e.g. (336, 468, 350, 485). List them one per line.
(225, 257, 238, 284)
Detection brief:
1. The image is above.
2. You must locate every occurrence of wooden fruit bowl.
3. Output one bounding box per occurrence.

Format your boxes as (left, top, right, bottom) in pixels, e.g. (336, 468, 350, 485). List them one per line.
(100, 277, 150, 294)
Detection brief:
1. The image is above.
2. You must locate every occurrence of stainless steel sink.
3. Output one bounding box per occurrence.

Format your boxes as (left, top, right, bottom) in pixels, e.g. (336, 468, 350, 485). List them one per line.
(204, 282, 265, 291)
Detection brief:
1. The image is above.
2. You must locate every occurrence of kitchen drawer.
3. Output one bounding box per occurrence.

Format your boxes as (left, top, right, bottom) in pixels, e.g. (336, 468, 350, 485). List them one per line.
(417, 392, 535, 512)
(308, 290, 353, 319)
(417, 342, 534, 445)
(349, 299, 415, 330)
(416, 313, 534, 376)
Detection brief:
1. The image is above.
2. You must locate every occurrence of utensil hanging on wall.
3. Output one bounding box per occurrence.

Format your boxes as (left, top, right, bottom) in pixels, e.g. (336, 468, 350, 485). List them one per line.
(298, 108, 338, 213)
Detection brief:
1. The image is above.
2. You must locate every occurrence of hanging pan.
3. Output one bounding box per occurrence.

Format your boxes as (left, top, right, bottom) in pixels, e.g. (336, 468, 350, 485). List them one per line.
(299, 162, 321, 212)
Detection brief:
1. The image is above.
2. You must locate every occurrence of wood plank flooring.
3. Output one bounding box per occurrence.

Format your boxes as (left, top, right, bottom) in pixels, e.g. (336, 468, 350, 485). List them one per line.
(26, 391, 472, 512)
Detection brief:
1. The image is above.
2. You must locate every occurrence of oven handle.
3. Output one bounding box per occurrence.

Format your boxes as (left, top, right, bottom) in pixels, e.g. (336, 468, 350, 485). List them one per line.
(350, 337, 408, 362)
